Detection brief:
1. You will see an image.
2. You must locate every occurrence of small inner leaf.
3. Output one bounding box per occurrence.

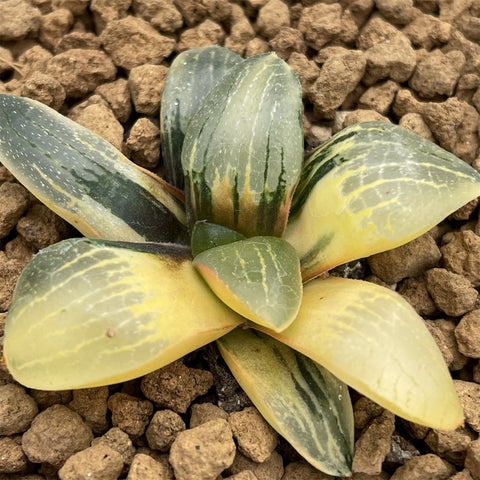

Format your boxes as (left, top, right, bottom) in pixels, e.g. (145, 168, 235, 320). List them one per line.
(217, 328, 354, 476)
(191, 221, 246, 256)
(285, 122, 480, 280)
(193, 236, 302, 332)
(4, 238, 243, 390)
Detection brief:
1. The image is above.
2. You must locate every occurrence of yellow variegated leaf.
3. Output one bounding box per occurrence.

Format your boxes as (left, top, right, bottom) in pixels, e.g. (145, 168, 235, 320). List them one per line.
(285, 122, 480, 280)
(0, 95, 187, 244)
(257, 277, 463, 430)
(217, 329, 354, 476)
(4, 238, 243, 390)
(193, 236, 302, 332)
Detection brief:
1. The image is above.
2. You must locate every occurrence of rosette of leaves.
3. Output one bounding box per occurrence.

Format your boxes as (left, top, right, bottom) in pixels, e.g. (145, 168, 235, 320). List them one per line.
(0, 46, 478, 476)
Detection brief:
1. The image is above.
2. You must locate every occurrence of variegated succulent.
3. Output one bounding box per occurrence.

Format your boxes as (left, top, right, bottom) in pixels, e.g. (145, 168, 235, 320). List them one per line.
(1, 46, 478, 476)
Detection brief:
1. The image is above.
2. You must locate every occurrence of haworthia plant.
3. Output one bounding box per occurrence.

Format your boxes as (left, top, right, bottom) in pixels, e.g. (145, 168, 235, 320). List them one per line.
(1, 46, 479, 476)
(181, 52, 303, 237)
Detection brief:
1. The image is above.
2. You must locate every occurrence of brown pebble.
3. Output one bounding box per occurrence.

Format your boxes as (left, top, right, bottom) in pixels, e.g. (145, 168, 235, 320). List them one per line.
(226, 451, 284, 480)
(146, 410, 186, 452)
(0, 384, 38, 435)
(100, 16, 175, 70)
(0, 436, 28, 473)
(141, 360, 213, 414)
(132, 0, 183, 34)
(20, 72, 66, 111)
(169, 418, 236, 480)
(0, 182, 30, 240)
(368, 233, 441, 284)
(127, 452, 174, 480)
(456, 310, 480, 358)
(58, 444, 124, 480)
(229, 407, 278, 463)
(389, 453, 455, 479)
(69, 387, 109, 434)
(455, 380, 480, 433)
(425, 268, 478, 317)
(107, 392, 153, 438)
(39, 8, 74, 51)
(465, 438, 480, 480)
(190, 403, 229, 429)
(425, 426, 475, 465)
(95, 78, 132, 123)
(91, 427, 135, 466)
(256, 0, 290, 40)
(282, 460, 332, 479)
(398, 277, 438, 317)
(297, 3, 342, 50)
(176, 19, 225, 51)
(0, 0, 41, 41)
(22, 404, 93, 467)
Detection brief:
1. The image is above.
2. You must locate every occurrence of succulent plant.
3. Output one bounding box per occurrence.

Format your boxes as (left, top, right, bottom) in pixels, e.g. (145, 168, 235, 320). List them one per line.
(1, 46, 479, 476)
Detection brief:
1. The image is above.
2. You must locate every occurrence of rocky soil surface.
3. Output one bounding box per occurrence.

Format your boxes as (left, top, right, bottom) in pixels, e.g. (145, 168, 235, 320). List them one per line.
(1, 0, 480, 479)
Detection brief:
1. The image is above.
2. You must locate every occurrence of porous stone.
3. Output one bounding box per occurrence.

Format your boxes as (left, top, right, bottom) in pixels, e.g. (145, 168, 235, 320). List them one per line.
(226, 451, 284, 480)
(364, 33, 416, 85)
(0, 253, 26, 311)
(229, 407, 278, 463)
(141, 361, 213, 414)
(375, 0, 415, 25)
(352, 410, 396, 475)
(132, 0, 183, 33)
(269, 27, 306, 60)
(342, 109, 390, 127)
(69, 387, 109, 434)
(358, 15, 400, 50)
(450, 198, 479, 221)
(455, 380, 480, 432)
(368, 233, 441, 284)
(456, 310, 480, 358)
(399, 113, 435, 141)
(52, 0, 90, 15)
(55, 32, 102, 53)
(426, 319, 468, 371)
(189, 403, 229, 428)
(224, 4, 255, 55)
(176, 19, 225, 51)
(441, 231, 480, 287)
(425, 427, 475, 465)
(425, 268, 478, 317)
(443, 29, 480, 75)
(22, 404, 93, 467)
(169, 419, 236, 480)
(0, 182, 30, 239)
(359, 80, 400, 115)
(389, 453, 455, 479)
(39, 8, 74, 51)
(146, 410, 186, 452)
(288, 52, 321, 95)
(69, 96, 124, 150)
(95, 78, 132, 123)
(128, 64, 169, 116)
(90, 0, 131, 33)
(127, 453, 174, 480)
(297, 3, 343, 50)
(0, 0, 41, 41)
(224, 471, 259, 480)
(282, 460, 334, 479)
(107, 393, 153, 438)
(0, 436, 28, 473)
(123, 117, 161, 169)
(399, 277, 438, 316)
(20, 72, 66, 110)
(409, 49, 465, 98)
(173, 0, 208, 26)
(353, 397, 385, 430)
(58, 444, 124, 480)
(46, 49, 117, 98)
(465, 438, 480, 480)
(15, 45, 53, 79)
(0, 384, 38, 435)
(91, 427, 135, 466)
(100, 16, 176, 70)
(403, 13, 452, 50)
(256, 0, 290, 40)
(30, 389, 72, 409)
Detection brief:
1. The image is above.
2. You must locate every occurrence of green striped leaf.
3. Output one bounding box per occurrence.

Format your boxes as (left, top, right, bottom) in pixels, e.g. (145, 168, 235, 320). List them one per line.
(0, 94, 188, 244)
(193, 236, 302, 332)
(284, 122, 480, 280)
(182, 53, 303, 237)
(259, 277, 463, 430)
(4, 238, 243, 390)
(217, 329, 354, 476)
(161, 46, 243, 190)
(191, 221, 246, 257)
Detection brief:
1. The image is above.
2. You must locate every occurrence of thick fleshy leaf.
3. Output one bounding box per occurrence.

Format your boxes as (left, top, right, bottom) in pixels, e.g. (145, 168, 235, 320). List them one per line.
(160, 46, 243, 190)
(191, 221, 246, 257)
(284, 122, 480, 280)
(0, 94, 188, 244)
(217, 329, 354, 476)
(193, 236, 302, 332)
(258, 277, 463, 430)
(4, 238, 243, 390)
(182, 52, 303, 237)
